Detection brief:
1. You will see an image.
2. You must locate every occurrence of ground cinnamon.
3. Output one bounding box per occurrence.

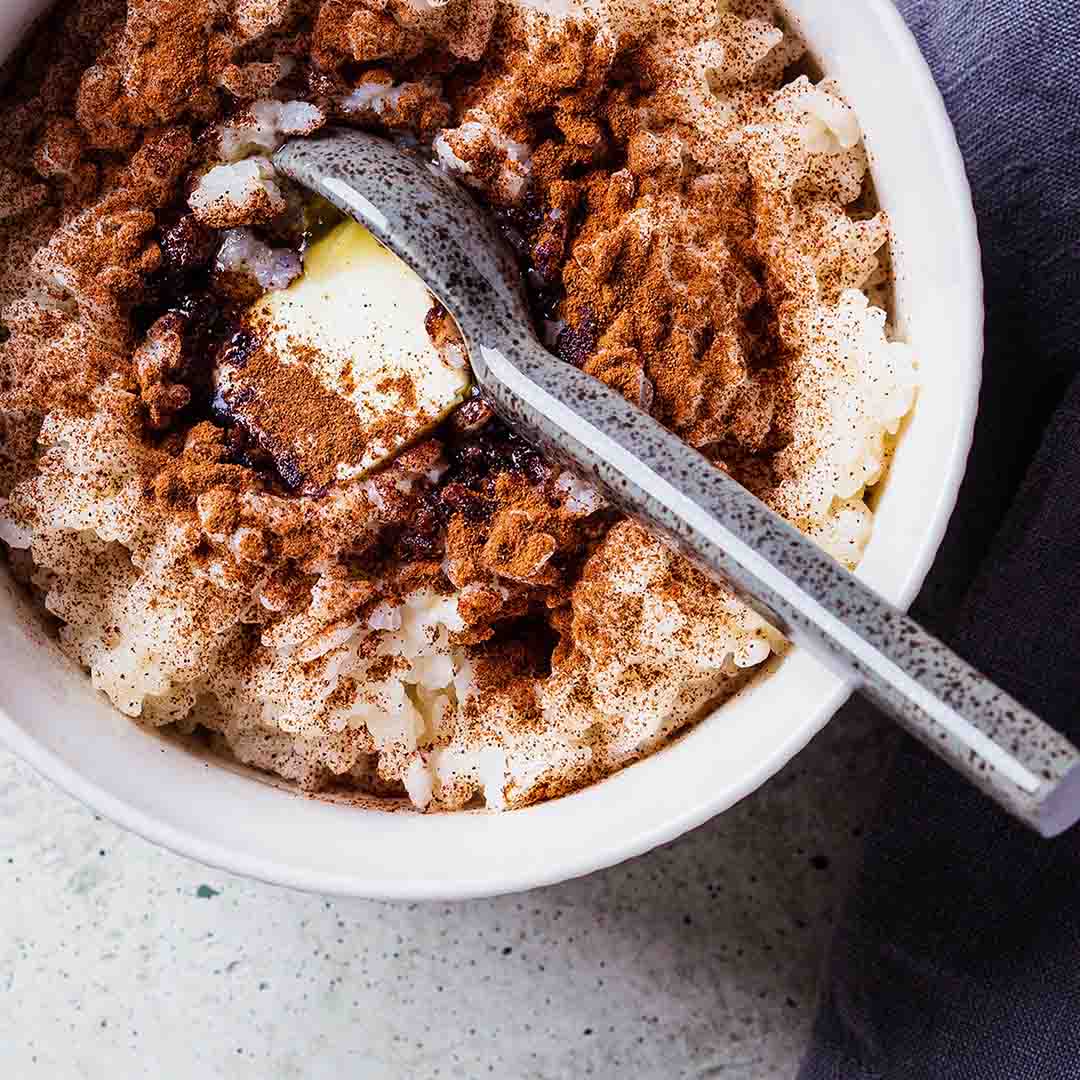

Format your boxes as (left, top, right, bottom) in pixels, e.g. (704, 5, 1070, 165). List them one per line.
(0, 0, 874, 805)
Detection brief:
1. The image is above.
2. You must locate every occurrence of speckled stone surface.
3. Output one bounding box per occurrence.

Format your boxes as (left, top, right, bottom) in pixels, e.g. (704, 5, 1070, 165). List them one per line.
(1, 699, 895, 1078)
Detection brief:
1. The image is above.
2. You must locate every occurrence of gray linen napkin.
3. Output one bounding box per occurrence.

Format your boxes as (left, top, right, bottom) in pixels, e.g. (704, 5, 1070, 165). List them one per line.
(799, 2, 1080, 1077)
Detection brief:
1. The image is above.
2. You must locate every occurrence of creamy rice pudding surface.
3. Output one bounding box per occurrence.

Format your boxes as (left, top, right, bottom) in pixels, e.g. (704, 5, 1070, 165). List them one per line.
(0, 0, 916, 809)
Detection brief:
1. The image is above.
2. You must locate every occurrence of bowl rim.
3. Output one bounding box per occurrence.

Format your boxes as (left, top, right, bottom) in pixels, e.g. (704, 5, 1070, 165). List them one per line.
(0, 0, 983, 899)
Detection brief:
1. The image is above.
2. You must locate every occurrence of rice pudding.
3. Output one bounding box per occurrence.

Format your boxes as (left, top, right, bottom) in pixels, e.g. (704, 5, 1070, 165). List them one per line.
(0, 0, 917, 810)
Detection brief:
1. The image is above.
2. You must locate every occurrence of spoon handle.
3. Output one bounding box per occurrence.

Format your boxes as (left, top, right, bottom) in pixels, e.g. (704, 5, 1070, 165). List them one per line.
(479, 335, 1080, 837)
(271, 129, 1079, 835)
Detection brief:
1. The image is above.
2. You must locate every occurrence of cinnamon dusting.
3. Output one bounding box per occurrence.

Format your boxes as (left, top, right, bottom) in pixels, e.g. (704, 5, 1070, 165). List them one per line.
(0, 0, 899, 811)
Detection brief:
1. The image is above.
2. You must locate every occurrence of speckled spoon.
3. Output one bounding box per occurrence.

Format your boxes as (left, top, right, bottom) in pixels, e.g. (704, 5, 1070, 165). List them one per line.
(275, 128, 1080, 836)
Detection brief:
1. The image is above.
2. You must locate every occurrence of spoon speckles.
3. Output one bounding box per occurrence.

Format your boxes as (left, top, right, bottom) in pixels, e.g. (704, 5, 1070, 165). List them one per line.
(274, 128, 1080, 837)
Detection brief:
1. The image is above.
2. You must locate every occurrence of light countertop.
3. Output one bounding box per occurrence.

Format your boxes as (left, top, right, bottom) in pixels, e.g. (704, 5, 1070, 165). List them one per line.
(0, 698, 894, 1079)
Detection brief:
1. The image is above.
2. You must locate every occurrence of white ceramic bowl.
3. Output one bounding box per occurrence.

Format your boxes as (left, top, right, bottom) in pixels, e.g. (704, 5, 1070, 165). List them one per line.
(0, 0, 981, 899)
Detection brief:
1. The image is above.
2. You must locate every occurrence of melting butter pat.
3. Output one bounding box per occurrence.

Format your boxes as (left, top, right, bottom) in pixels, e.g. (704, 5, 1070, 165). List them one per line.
(215, 219, 472, 492)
